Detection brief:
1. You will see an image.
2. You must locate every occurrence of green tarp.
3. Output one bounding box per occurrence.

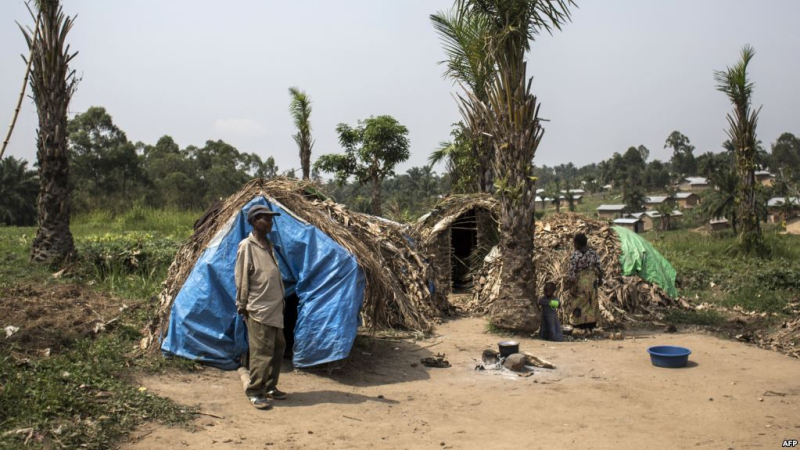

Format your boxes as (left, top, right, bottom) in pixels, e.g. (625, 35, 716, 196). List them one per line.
(613, 226, 678, 298)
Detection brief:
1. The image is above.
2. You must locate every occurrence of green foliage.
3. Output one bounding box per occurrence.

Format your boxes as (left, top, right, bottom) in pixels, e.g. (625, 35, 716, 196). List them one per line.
(622, 183, 645, 212)
(0, 156, 38, 226)
(0, 332, 194, 449)
(0, 226, 51, 288)
(648, 229, 800, 314)
(664, 309, 725, 326)
(68, 107, 147, 212)
(701, 167, 738, 230)
(72, 206, 198, 237)
(64, 106, 282, 213)
(316, 115, 410, 215)
(770, 132, 800, 180)
(288, 87, 314, 180)
(429, 124, 479, 193)
(715, 44, 765, 255)
(430, 3, 495, 100)
(75, 232, 181, 299)
(0, 222, 194, 449)
(665, 131, 697, 177)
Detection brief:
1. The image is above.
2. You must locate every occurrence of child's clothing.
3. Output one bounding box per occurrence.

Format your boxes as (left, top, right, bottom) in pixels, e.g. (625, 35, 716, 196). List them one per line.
(538, 296, 564, 342)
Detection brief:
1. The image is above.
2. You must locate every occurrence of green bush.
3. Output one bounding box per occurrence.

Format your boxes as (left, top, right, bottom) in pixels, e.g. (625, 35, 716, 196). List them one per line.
(75, 232, 182, 299)
(664, 309, 725, 326)
(0, 333, 194, 450)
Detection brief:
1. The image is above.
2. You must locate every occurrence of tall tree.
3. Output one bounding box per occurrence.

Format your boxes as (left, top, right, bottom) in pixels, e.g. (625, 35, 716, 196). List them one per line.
(67, 107, 144, 210)
(288, 87, 314, 180)
(770, 132, 800, 180)
(637, 145, 650, 163)
(21, 0, 78, 262)
(622, 183, 645, 213)
(459, 0, 574, 331)
(315, 115, 410, 216)
(715, 45, 763, 253)
(431, 3, 495, 193)
(665, 131, 697, 177)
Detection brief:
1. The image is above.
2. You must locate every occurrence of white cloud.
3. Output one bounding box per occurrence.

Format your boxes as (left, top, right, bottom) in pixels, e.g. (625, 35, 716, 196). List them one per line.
(211, 118, 267, 137)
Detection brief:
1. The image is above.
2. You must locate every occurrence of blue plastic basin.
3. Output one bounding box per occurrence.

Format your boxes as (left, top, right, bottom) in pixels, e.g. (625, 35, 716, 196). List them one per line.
(647, 346, 691, 368)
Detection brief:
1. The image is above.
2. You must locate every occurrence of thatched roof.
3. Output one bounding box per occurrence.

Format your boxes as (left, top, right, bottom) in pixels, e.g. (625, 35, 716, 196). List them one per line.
(142, 178, 451, 351)
(411, 194, 498, 249)
(468, 213, 686, 326)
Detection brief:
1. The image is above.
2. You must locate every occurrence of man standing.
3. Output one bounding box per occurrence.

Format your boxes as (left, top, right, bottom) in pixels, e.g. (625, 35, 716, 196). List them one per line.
(235, 205, 288, 410)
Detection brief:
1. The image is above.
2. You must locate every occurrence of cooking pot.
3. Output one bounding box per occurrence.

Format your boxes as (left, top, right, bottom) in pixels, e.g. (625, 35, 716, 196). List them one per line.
(498, 341, 519, 357)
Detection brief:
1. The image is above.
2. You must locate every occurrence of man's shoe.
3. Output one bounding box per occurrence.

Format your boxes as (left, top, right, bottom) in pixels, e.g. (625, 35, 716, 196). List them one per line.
(249, 395, 272, 410)
(267, 389, 287, 400)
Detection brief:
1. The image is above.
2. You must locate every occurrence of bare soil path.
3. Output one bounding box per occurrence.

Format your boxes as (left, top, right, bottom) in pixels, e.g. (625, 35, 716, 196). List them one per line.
(124, 317, 800, 449)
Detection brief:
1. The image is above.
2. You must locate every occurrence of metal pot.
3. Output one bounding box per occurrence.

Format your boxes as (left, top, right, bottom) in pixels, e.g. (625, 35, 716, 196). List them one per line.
(498, 341, 519, 357)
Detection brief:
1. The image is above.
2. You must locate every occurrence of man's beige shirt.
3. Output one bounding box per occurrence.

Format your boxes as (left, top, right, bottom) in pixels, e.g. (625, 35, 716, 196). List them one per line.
(235, 233, 285, 328)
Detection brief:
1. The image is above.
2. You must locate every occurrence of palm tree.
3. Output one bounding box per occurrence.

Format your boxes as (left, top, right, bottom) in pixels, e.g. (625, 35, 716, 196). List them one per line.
(21, 0, 78, 262)
(715, 45, 763, 253)
(431, 4, 496, 193)
(702, 167, 738, 233)
(288, 87, 314, 180)
(457, 0, 574, 331)
(545, 180, 562, 213)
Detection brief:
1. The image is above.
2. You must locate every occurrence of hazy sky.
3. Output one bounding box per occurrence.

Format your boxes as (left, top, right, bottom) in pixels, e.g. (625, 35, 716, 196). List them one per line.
(1, 1, 799, 176)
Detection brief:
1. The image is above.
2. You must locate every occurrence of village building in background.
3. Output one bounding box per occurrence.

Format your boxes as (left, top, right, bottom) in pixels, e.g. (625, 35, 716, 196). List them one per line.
(755, 170, 776, 187)
(628, 210, 683, 232)
(710, 218, 731, 232)
(672, 192, 700, 209)
(613, 217, 644, 233)
(643, 195, 674, 210)
(677, 176, 710, 191)
(767, 197, 800, 223)
(596, 204, 628, 219)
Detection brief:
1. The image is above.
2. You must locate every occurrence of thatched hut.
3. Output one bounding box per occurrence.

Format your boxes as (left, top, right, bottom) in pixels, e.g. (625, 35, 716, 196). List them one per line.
(411, 195, 499, 297)
(144, 178, 450, 368)
(468, 213, 686, 327)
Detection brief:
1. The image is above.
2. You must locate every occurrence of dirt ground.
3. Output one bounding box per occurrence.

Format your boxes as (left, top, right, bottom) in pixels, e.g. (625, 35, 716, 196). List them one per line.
(0, 284, 125, 356)
(123, 316, 800, 450)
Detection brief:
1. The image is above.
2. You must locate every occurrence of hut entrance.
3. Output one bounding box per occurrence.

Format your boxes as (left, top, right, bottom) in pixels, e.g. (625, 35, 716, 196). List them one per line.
(283, 292, 299, 358)
(451, 210, 478, 291)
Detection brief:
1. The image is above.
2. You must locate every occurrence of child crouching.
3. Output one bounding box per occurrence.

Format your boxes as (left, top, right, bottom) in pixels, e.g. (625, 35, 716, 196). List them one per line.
(538, 281, 564, 342)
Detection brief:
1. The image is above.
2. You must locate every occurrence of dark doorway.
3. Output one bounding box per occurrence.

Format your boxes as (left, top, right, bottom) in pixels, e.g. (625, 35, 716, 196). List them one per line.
(450, 210, 477, 292)
(283, 292, 299, 358)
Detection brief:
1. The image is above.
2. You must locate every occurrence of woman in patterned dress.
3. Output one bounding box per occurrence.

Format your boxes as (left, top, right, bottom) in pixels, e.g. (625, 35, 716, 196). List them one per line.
(567, 233, 605, 329)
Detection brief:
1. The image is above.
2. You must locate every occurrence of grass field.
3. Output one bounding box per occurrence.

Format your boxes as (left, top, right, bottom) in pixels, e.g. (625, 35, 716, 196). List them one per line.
(0, 209, 199, 450)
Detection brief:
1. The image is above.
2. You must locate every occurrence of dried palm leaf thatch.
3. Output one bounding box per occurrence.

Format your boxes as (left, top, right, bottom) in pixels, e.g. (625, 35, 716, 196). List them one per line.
(410, 194, 499, 295)
(751, 316, 800, 358)
(468, 213, 684, 326)
(412, 194, 499, 246)
(143, 178, 450, 351)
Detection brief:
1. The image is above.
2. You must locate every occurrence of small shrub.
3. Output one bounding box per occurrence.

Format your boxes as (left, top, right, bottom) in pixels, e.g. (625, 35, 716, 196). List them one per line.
(664, 309, 725, 326)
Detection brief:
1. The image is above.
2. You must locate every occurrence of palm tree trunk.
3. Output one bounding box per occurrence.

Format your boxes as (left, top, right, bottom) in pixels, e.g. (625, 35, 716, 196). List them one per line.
(31, 136, 74, 262)
(25, 0, 77, 263)
(489, 148, 538, 331)
(736, 153, 761, 250)
(301, 147, 310, 180)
